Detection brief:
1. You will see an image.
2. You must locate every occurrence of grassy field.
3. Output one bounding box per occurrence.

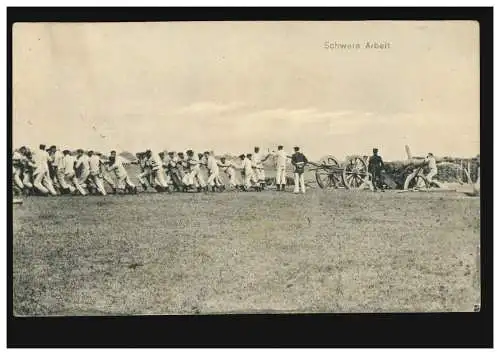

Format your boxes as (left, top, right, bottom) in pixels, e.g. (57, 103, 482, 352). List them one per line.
(13, 185, 480, 316)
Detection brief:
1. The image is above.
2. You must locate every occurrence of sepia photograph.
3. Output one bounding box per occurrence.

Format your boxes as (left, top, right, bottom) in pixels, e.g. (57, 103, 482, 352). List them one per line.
(11, 20, 481, 317)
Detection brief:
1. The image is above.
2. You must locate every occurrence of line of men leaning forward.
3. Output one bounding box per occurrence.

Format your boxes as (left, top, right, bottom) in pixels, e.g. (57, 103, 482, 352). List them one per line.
(12, 144, 310, 196)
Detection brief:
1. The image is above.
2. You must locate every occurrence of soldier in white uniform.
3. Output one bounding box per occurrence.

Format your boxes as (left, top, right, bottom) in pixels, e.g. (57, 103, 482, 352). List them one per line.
(218, 156, 239, 189)
(75, 149, 91, 188)
(62, 150, 87, 195)
(48, 145, 68, 192)
(177, 152, 192, 189)
(251, 147, 271, 189)
(12, 148, 27, 193)
(32, 144, 57, 195)
(47, 146, 59, 190)
(97, 152, 117, 193)
(21, 148, 34, 192)
(204, 151, 222, 192)
(165, 151, 182, 191)
(107, 152, 137, 194)
(146, 149, 168, 191)
(274, 145, 288, 191)
(88, 150, 107, 195)
(159, 151, 172, 187)
(424, 153, 438, 183)
(186, 150, 207, 191)
(136, 152, 152, 191)
(241, 153, 259, 191)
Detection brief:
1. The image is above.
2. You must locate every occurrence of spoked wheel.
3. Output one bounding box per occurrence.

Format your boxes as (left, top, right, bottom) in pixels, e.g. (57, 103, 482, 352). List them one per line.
(404, 172, 440, 190)
(404, 173, 428, 190)
(342, 155, 369, 190)
(315, 156, 342, 189)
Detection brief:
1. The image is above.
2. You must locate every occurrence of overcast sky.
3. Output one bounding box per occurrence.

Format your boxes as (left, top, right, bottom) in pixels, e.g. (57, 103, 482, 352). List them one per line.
(13, 21, 479, 161)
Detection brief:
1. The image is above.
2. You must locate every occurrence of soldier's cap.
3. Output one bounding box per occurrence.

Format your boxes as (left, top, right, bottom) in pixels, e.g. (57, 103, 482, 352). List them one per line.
(39, 144, 46, 149)
(146, 149, 151, 154)
(278, 145, 283, 149)
(95, 152, 102, 156)
(204, 151, 210, 155)
(373, 148, 378, 152)
(168, 151, 175, 155)
(178, 152, 184, 156)
(254, 146, 259, 150)
(88, 150, 94, 154)
(49, 145, 56, 150)
(110, 150, 116, 154)
(77, 149, 84, 153)
(294, 146, 300, 151)
(246, 153, 252, 158)
(186, 150, 193, 155)
(62, 149, 70, 154)
(239, 154, 245, 159)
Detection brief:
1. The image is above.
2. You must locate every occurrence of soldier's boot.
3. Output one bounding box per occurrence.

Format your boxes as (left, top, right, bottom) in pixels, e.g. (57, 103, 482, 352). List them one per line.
(276, 184, 280, 191)
(281, 184, 286, 191)
(141, 183, 148, 191)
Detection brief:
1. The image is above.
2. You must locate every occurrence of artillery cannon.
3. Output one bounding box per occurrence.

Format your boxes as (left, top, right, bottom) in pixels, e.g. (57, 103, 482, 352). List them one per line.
(308, 155, 370, 190)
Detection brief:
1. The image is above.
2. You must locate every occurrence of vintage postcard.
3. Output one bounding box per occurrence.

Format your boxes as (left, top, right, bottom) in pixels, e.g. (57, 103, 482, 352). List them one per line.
(12, 21, 480, 315)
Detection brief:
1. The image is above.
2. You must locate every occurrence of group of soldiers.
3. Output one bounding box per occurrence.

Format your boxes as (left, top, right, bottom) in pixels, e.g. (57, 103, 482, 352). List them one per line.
(12, 144, 310, 197)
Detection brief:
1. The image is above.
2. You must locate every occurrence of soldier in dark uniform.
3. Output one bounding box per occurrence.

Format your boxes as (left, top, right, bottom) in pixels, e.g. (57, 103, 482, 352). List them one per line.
(291, 146, 308, 193)
(368, 148, 385, 191)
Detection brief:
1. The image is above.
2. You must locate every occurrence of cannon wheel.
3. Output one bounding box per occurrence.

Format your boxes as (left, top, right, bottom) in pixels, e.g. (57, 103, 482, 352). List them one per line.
(404, 173, 428, 190)
(342, 155, 369, 190)
(315, 156, 341, 189)
(403, 170, 441, 190)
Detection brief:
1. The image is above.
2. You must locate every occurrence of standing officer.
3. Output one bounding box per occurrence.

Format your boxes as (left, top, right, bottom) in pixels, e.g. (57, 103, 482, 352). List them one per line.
(368, 148, 385, 191)
(291, 146, 308, 194)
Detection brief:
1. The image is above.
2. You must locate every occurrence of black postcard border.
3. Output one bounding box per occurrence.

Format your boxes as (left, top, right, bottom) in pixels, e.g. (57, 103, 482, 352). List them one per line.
(6, 6, 493, 348)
